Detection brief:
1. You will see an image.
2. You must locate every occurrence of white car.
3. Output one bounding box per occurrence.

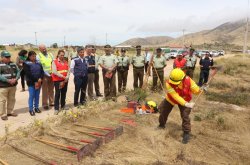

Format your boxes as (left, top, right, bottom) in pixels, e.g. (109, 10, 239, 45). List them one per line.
(169, 49, 178, 58)
(210, 50, 219, 57)
(198, 50, 209, 58)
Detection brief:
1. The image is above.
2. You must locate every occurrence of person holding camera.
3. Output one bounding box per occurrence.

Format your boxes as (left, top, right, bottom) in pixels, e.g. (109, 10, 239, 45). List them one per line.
(117, 48, 130, 93)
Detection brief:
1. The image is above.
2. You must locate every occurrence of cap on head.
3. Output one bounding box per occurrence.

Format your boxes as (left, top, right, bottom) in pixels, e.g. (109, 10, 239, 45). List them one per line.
(85, 44, 93, 49)
(135, 45, 141, 49)
(104, 44, 112, 48)
(177, 53, 183, 56)
(156, 48, 162, 52)
(1, 51, 11, 57)
(190, 48, 195, 52)
(121, 48, 126, 52)
(169, 68, 185, 85)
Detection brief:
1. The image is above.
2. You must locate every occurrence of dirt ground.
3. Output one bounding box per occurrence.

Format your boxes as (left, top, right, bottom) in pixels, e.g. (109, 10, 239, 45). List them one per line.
(0, 93, 249, 165)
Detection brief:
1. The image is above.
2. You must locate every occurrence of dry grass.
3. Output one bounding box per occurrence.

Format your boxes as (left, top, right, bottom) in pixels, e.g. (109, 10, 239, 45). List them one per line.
(205, 55, 250, 106)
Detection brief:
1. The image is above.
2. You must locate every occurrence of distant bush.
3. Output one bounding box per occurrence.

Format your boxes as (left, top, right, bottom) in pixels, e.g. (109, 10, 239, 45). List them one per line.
(0, 45, 6, 50)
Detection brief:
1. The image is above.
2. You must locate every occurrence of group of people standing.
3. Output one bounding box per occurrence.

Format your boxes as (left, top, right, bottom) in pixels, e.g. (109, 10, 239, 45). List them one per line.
(0, 44, 213, 120)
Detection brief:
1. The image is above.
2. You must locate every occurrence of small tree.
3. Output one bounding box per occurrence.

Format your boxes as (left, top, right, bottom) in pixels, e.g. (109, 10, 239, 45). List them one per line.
(51, 43, 58, 48)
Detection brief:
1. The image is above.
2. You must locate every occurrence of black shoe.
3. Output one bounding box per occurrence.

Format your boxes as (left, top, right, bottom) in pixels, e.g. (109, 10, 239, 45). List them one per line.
(80, 102, 86, 105)
(157, 125, 165, 129)
(7, 113, 18, 117)
(96, 93, 103, 97)
(34, 108, 41, 113)
(49, 104, 54, 107)
(1, 116, 8, 120)
(29, 111, 35, 116)
(182, 132, 190, 144)
(43, 106, 49, 110)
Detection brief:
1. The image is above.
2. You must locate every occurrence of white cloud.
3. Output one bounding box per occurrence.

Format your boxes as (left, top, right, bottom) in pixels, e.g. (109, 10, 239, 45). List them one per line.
(0, 0, 248, 45)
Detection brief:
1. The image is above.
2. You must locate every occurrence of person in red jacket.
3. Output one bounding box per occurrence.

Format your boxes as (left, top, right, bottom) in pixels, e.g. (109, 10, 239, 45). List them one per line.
(173, 53, 187, 71)
(51, 50, 70, 115)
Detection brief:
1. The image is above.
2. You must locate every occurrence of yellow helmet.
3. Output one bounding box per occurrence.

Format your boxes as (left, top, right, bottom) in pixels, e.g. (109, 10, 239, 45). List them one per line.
(169, 68, 185, 85)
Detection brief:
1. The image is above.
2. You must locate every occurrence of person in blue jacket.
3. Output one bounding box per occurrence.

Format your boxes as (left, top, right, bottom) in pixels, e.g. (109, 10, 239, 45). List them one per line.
(23, 51, 44, 116)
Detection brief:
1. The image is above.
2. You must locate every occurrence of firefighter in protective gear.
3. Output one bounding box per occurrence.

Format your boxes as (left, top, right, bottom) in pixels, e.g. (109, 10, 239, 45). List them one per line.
(158, 68, 201, 144)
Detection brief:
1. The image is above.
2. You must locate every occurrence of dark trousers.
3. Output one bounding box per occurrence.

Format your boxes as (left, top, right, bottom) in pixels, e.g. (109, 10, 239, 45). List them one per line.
(159, 99, 191, 132)
(102, 71, 116, 99)
(152, 69, 164, 90)
(145, 61, 149, 73)
(20, 69, 25, 89)
(117, 70, 128, 93)
(186, 68, 195, 79)
(87, 73, 95, 100)
(94, 70, 101, 95)
(133, 68, 144, 89)
(74, 76, 88, 106)
(198, 69, 209, 86)
(54, 81, 68, 110)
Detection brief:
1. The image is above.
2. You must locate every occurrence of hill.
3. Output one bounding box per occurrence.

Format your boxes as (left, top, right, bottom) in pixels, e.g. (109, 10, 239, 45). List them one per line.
(117, 36, 173, 46)
(166, 20, 250, 46)
(118, 19, 250, 47)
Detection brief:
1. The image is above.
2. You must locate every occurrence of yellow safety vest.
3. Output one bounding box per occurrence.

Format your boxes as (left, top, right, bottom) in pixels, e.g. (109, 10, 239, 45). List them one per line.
(38, 53, 53, 73)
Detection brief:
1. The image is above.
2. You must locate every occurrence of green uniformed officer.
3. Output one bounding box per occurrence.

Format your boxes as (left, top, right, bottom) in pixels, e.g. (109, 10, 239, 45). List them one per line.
(117, 48, 130, 93)
(131, 45, 145, 89)
(185, 48, 197, 78)
(98, 44, 118, 100)
(0, 51, 20, 120)
(152, 48, 166, 91)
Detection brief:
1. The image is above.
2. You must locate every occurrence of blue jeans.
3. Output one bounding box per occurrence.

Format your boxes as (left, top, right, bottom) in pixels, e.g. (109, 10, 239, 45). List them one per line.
(28, 86, 41, 112)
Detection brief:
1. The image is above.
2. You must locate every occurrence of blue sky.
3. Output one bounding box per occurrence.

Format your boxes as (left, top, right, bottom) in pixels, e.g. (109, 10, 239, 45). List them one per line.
(0, 0, 249, 46)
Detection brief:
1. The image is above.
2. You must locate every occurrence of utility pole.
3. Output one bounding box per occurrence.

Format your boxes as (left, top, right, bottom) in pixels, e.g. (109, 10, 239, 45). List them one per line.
(63, 36, 66, 47)
(243, 0, 249, 54)
(105, 33, 108, 44)
(34, 32, 38, 46)
(182, 29, 185, 47)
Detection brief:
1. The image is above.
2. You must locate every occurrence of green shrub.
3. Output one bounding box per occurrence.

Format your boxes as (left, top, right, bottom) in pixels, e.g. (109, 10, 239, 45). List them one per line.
(194, 114, 202, 121)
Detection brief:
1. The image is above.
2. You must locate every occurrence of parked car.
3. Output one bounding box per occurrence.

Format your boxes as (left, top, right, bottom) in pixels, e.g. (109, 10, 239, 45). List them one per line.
(210, 50, 219, 57)
(195, 50, 202, 58)
(161, 48, 171, 60)
(169, 49, 178, 58)
(199, 50, 209, 58)
(218, 50, 225, 56)
(177, 50, 188, 57)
